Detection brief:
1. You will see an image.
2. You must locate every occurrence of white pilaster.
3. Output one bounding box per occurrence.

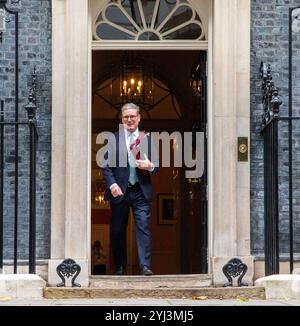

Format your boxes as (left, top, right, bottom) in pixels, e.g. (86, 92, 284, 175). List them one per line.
(236, 0, 251, 258)
(49, 0, 90, 287)
(211, 0, 253, 286)
(50, 0, 66, 260)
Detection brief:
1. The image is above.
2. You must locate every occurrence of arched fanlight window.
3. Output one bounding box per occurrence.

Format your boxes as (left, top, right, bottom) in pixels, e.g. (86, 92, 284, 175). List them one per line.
(93, 0, 205, 41)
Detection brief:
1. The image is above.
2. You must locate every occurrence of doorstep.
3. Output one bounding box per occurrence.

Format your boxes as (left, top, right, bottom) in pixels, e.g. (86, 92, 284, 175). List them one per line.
(43, 286, 265, 300)
(90, 274, 213, 289)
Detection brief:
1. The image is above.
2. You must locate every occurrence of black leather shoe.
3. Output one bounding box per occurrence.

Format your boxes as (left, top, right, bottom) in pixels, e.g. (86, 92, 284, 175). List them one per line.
(114, 266, 124, 275)
(140, 266, 153, 276)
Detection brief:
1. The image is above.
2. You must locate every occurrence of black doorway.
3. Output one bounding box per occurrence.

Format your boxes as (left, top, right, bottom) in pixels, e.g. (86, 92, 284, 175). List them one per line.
(91, 50, 208, 275)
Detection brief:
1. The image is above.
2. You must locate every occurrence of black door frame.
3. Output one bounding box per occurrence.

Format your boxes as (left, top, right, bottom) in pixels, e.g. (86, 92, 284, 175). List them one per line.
(91, 49, 208, 275)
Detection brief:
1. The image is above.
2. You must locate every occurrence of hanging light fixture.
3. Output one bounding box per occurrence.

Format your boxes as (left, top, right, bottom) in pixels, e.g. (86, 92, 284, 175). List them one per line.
(190, 63, 202, 97)
(94, 180, 108, 207)
(120, 63, 144, 104)
(94, 52, 155, 113)
(119, 54, 153, 108)
(292, 8, 300, 33)
(0, 3, 6, 35)
(94, 190, 105, 206)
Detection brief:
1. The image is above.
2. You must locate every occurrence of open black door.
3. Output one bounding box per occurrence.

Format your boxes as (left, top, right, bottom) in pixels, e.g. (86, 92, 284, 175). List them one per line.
(190, 52, 208, 274)
(199, 52, 208, 273)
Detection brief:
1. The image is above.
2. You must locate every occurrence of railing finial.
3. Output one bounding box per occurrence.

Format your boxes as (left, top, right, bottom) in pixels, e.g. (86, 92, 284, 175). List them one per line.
(261, 62, 282, 130)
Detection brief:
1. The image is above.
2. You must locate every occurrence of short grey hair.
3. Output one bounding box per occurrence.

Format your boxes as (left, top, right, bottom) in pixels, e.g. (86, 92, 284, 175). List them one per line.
(121, 103, 140, 115)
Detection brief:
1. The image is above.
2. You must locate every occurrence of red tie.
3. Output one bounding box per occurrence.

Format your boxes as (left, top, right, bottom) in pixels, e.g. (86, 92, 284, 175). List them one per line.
(130, 139, 141, 160)
(129, 131, 147, 174)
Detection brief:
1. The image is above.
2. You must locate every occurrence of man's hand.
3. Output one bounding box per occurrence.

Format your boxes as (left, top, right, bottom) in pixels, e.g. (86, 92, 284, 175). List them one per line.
(110, 184, 123, 198)
(136, 154, 154, 171)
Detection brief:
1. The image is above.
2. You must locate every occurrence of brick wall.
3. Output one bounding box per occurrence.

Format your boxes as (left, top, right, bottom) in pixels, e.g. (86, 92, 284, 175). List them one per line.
(0, 0, 51, 260)
(251, 0, 300, 259)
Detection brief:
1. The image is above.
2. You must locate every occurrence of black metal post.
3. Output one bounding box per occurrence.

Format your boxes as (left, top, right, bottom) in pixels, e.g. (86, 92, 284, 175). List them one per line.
(261, 63, 282, 275)
(25, 68, 37, 274)
(13, 8, 19, 275)
(0, 100, 4, 270)
(28, 118, 36, 274)
(263, 120, 279, 275)
(288, 7, 294, 275)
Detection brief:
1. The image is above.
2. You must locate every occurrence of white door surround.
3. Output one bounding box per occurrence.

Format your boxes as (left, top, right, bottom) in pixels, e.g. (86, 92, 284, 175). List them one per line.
(48, 0, 253, 287)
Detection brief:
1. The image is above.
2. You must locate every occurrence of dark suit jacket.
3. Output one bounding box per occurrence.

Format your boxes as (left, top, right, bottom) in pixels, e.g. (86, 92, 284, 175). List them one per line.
(102, 130, 159, 203)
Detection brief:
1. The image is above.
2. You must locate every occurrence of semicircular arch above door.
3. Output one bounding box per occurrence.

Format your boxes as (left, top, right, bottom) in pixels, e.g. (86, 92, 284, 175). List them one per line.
(92, 0, 208, 42)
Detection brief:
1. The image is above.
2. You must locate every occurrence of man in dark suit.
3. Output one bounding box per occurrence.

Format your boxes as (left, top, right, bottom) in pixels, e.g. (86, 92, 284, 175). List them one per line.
(102, 103, 159, 276)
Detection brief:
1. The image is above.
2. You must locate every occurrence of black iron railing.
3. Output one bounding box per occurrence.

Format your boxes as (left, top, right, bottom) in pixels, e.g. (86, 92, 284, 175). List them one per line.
(0, 0, 38, 274)
(0, 0, 20, 274)
(260, 6, 300, 276)
(260, 62, 282, 276)
(260, 61, 300, 275)
(0, 69, 38, 274)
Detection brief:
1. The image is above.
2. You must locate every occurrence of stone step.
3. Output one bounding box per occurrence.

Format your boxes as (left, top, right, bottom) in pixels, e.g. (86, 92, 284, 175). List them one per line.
(90, 274, 213, 289)
(44, 286, 265, 300)
(255, 274, 300, 299)
(0, 274, 46, 299)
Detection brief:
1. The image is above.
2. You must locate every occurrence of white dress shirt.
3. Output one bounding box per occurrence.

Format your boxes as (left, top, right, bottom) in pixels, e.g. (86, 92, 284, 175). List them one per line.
(124, 128, 140, 153)
(109, 128, 153, 190)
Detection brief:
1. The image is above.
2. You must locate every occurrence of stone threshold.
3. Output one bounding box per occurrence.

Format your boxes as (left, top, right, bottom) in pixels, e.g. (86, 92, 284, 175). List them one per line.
(44, 286, 265, 300)
(90, 274, 212, 280)
(90, 274, 213, 289)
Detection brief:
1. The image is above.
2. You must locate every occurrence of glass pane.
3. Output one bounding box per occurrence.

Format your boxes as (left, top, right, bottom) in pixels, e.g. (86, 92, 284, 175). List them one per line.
(161, 5, 193, 33)
(122, 0, 144, 29)
(138, 31, 160, 40)
(122, 0, 159, 28)
(105, 5, 137, 33)
(164, 23, 202, 40)
(96, 12, 104, 23)
(156, 0, 177, 28)
(141, 0, 157, 27)
(96, 23, 135, 40)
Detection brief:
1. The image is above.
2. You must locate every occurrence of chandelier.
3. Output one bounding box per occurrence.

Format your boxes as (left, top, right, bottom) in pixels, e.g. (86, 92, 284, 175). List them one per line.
(93, 52, 184, 118)
(119, 57, 153, 108)
(95, 190, 105, 206)
(94, 180, 109, 208)
(190, 63, 201, 97)
(121, 64, 144, 104)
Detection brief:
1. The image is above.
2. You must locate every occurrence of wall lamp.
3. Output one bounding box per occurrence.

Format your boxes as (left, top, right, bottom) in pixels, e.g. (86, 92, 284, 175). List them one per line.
(0, 0, 20, 42)
(0, 1, 7, 33)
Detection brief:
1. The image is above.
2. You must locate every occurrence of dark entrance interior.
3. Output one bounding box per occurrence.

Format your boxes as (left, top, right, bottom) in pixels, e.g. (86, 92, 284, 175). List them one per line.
(91, 50, 207, 275)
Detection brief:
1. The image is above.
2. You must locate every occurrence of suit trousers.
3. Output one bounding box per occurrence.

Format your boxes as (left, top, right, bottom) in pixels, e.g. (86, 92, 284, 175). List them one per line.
(110, 183, 152, 270)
